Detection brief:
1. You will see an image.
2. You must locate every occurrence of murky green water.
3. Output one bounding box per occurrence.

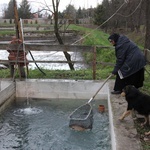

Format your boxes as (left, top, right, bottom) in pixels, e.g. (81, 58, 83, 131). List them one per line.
(0, 98, 111, 150)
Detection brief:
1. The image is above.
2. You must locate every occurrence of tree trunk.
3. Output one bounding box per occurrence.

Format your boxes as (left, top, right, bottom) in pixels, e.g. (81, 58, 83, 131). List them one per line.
(144, 0, 150, 49)
(52, 0, 74, 70)
(136, 1, 143, 33)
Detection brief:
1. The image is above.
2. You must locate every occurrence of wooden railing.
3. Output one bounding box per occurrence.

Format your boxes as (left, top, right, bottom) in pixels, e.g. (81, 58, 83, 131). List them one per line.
(0, 42, 149, 79)
(0, 43, 104, 79)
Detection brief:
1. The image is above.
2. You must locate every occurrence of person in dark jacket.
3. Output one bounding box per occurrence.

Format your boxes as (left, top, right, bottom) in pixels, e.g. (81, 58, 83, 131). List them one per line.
(108, 33, 146, 94)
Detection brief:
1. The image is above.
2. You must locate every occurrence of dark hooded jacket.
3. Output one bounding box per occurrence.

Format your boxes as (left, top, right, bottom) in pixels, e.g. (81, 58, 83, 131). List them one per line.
(112, 35, 146, 78)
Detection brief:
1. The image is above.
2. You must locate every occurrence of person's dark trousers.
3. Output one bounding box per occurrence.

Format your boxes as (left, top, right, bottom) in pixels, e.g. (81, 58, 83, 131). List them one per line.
(114, 68, 145, 91)
(113, 74, 126, 91)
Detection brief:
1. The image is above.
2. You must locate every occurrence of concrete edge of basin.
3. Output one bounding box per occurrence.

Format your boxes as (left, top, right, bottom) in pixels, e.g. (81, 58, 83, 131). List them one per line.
(108, 80, 142, 150)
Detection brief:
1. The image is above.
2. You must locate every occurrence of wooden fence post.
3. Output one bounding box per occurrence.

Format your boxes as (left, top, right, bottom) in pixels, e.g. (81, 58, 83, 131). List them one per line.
(144, 49, 150, 63)
(144, 49, 150, 75)
(92, 46, 96, 80)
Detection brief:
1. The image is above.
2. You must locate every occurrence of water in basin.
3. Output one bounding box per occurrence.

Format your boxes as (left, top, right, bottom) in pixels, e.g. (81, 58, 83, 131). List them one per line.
(0, 98, 111, 150)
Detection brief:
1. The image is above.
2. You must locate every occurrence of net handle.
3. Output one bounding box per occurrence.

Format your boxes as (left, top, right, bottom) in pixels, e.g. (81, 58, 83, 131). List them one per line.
(88, 74, 112, 103)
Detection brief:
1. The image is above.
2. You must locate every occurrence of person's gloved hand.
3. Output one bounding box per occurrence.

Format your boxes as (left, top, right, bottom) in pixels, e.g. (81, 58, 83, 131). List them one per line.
(111, 73, 116, 76)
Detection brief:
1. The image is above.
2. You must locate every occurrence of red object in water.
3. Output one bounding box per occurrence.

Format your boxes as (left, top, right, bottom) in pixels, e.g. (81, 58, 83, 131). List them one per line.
(98, 105, 105, 113)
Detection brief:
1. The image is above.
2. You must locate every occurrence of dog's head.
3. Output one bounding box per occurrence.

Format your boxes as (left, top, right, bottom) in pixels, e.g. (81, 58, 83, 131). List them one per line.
(122, 85, 139, 99)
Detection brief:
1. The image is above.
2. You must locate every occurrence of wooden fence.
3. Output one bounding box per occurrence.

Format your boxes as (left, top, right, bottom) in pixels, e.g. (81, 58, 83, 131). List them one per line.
(0, 43, 111, 79)
(0, 42, 150, 79)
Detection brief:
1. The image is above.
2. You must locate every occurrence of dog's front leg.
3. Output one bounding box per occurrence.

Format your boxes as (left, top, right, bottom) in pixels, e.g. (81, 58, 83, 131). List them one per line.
(141, 116, 149, 126)
(145, 131, 150, 136)
(119, 110, 131, 120)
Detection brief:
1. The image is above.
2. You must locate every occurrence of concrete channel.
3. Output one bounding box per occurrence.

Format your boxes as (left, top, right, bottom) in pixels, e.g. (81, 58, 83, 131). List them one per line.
(0, 79, 142, 150)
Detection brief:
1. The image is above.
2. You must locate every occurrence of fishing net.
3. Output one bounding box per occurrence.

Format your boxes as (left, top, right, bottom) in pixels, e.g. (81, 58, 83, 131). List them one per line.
(69, 103, 93, 129)
(69, 75, 112, 130)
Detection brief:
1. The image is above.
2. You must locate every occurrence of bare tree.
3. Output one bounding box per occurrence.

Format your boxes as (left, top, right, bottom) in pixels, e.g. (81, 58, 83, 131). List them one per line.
(52, 0, 74, 70)
(1, 3, 7, 18)
(32, 0, 75, 70)
(144, 0, 150, 49)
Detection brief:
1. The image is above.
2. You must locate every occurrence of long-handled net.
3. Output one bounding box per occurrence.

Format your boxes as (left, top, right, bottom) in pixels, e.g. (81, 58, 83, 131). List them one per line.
(69, 74, 112, 130)
(69, 103, 93, 129)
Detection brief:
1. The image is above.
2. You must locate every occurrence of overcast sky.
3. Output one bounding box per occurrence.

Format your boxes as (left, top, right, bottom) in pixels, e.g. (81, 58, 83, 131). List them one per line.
(0, 0, 102, 13)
